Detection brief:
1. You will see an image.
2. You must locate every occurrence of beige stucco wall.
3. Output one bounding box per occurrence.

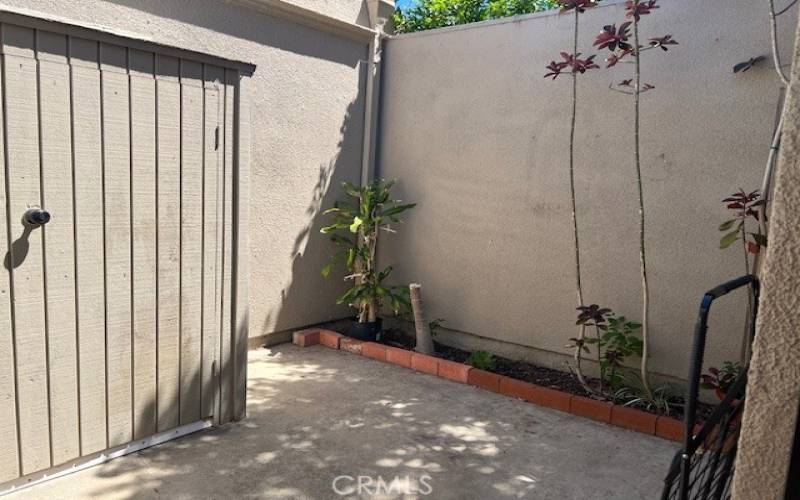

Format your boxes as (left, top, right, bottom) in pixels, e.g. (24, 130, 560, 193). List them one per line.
(4, 0, 373, 340)
(732, 10, 800, 499)
(281, 0, 371, 26)
(377, 0, 797, 380)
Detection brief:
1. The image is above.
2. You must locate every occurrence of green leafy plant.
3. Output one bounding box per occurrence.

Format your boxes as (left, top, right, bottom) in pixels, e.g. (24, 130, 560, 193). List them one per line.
(576, 305, 643, 391)
(586, 315, 643, 389)
(701, 361, 744, 401)
(719, 190, 765, 362)
(321, 180, 416, 323)
(615, 378, 682, 416)
(468, 351, 496, 370)
(393, 0, 559, 34)
(719, 190, 766, 261)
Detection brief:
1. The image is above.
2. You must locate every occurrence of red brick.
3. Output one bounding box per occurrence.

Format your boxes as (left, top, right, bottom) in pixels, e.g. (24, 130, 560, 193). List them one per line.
(611, 405, 658, 435)
(438, 359, 471, 383)
(498, 376, 537, 401)
(527, 385, 572, 413)
(411, 353, 439, 375)
(570, 396, 613, 423)
(655, 416, 684, 442)
(386, 346, 413, 368)
(292, 328, 320, 347)
(362, 342, 387, 362)
(319, 329, 343, 349)
(339, 337, 364, 355)
(467, 369, 501, 392)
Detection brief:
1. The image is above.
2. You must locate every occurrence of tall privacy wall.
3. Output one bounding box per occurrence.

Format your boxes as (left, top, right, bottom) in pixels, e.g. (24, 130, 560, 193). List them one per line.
(376, 0, 797, 380)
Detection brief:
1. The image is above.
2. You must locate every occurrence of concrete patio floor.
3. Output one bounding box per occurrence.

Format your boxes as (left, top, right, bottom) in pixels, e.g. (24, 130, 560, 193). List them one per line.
(11, 344, 677, 499)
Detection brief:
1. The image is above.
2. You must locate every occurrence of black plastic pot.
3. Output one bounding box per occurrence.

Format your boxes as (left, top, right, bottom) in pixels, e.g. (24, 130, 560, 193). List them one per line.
(348, 318, 383, 341)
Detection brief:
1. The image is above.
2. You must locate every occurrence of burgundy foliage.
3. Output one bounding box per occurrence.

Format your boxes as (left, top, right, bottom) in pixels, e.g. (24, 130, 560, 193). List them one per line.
(719, 190, 767, 255)
(594, 23, 632, 51)
(604, 50, 630, 68)
(649, 35, 678, 51)
(544, 52, 599, 80)
(723, 190, 762, 221)
(576, 304, 611, 327)
(625, 0, 659, 21)
(559, 0, 597, 13)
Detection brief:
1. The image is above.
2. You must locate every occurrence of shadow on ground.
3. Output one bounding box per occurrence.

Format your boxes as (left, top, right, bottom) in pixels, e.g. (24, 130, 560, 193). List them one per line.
(17, 345, 677, 500)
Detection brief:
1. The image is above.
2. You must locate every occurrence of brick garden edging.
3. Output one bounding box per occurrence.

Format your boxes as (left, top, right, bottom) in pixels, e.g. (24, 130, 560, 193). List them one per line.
(292, 328, 684, 442)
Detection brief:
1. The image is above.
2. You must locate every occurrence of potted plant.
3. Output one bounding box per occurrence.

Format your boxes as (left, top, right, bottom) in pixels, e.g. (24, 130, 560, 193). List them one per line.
(321, 179, 416, 340)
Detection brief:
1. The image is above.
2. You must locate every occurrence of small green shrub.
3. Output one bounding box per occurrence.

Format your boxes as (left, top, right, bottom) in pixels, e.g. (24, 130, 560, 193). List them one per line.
(615, 375, 682, 416)
(576, 306, 643, 390)
(468, 351, 496, 370)
(701, 361, 744, 400)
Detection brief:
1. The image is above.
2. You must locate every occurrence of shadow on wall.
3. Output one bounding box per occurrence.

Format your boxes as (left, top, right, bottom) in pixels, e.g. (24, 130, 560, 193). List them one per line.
(106, 0, 365, 66)
(258, 94, 366, 336)
(105, 0, 369, 336)
(3, 222, 35, 271)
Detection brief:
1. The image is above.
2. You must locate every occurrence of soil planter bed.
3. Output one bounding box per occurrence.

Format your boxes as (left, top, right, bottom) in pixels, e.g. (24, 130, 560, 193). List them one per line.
(292, 328, 685, 443)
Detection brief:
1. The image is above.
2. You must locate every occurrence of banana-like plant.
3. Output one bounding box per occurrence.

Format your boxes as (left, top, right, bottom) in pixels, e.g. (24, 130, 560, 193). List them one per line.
(321, 179, 416, 323)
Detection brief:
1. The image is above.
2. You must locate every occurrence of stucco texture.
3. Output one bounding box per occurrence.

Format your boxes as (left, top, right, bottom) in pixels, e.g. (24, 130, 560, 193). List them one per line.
(376, 0, 797, 380)
(4, 0, 370, 339)
(732, 10, 800, 500)
(281, 0, 371, 26)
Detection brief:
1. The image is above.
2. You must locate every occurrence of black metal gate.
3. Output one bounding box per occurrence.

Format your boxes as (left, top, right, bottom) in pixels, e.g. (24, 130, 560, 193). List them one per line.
(661, 275, 759, 500)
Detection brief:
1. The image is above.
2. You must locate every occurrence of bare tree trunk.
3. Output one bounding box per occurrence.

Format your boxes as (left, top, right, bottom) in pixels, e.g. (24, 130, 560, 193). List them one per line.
(567, 7, 591, 392)
(633, 19, 654, 399)
(410, 283, 434, 354)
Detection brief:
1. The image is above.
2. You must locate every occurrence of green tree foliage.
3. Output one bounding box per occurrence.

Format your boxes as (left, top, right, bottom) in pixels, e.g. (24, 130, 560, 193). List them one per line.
(394, 0, 560, 34)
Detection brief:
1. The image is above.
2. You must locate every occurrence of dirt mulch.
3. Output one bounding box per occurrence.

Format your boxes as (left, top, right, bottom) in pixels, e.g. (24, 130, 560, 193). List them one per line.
(324, 323, 714, 421)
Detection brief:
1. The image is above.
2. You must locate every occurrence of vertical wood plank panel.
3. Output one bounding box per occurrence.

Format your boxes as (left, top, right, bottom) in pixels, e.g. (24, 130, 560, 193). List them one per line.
(70, 36, 107, 456)
(233, 72, 249, 420)
(129, 49, 157, 439)
(155, 55, 181, 432)
(212, 76, 225, 424)
(0, 29, 20, 483)
(179, 60, 203, 424)
(99, 42, 132, 447)
(201, 65, 222, 419)
(37, 30, 80, 466)
(218, 71, 234, 424)
(2, 24, 51, 474)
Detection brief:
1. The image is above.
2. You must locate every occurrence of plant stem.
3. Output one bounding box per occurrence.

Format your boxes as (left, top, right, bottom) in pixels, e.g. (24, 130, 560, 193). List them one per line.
(633, 17, 654, 400)
(596, 324, 603, 394)
(768, 0, 791, 86)
(739, 217, 754, 361)
(568, 5, 592, 393)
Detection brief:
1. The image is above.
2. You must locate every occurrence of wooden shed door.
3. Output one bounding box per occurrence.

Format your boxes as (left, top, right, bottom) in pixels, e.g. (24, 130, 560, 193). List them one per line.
(0, 22, 239, 484)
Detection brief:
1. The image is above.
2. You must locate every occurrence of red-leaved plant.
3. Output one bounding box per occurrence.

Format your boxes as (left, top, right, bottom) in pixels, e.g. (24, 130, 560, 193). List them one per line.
(719, 189, 766, 362)
(544, 0, 599, 395)
(590, 0, 677, 399)
(719, 190, 767, 261)
(701, 362, 744, 401)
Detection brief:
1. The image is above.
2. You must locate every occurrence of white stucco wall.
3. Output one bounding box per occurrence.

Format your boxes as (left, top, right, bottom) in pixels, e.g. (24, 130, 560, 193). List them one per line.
(4, 0, 371, 340)
(377, 0, 797, 380)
